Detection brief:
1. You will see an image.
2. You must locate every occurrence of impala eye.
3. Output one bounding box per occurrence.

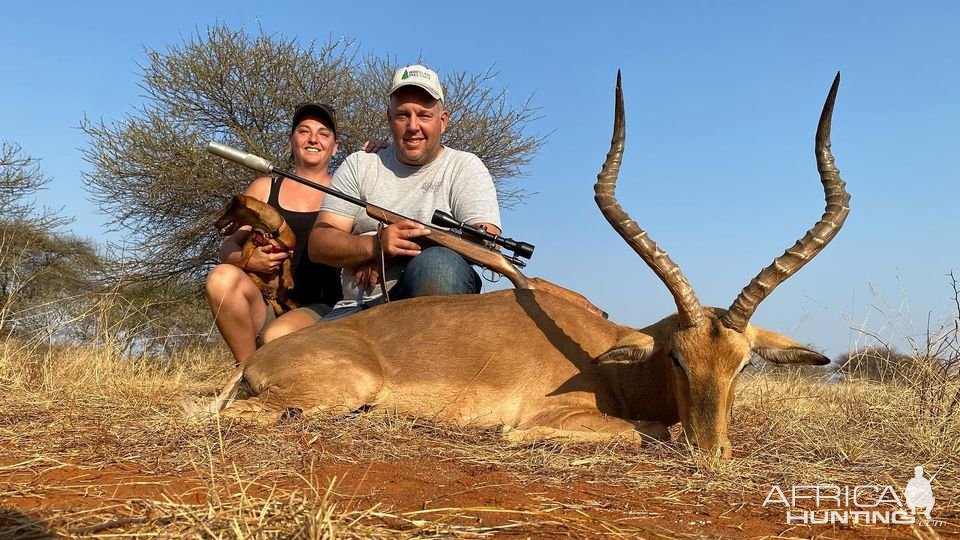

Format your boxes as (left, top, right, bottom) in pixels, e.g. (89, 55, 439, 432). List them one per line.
(669, 351, 683, 369)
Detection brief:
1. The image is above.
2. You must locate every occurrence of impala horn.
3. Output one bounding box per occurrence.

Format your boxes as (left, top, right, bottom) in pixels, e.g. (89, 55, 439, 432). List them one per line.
(594, 71, 705, 329)
(721, 72, 850, 333)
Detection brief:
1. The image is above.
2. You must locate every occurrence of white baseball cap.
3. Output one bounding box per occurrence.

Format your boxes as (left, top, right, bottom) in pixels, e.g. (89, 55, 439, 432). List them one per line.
(389, 64, 444, 103)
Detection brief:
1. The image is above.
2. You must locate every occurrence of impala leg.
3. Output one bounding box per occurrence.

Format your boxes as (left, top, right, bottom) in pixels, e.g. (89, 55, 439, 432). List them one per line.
(220, 397, 285, 425)
(505, 410, 669, 444)
(244, 342, 386, 416)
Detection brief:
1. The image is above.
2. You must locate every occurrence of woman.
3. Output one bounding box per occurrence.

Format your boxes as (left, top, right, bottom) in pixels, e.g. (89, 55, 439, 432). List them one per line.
(206, 103, 367, 364)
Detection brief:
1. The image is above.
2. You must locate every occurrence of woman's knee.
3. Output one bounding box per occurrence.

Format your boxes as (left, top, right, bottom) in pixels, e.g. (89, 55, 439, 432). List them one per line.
(261, 309, 320, 344)
(206, 264, 249, 298)
(260, 321, 289, 344)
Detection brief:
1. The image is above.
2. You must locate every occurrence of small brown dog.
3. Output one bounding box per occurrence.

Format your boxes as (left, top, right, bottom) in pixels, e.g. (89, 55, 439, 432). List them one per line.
(214, 194, 298, 316)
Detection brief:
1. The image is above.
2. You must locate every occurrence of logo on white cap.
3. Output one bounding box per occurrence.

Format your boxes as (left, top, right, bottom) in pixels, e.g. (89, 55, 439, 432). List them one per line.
(390, 64, 444, 103)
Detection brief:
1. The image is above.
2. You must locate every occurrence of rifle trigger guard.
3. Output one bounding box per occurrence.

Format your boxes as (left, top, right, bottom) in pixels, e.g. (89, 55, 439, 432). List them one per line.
(481, 268, 502, 283)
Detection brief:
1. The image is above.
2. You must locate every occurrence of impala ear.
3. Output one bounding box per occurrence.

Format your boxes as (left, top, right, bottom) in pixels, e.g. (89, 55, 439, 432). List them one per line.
(748, 326, 831, 366)
(754, 346, 830, 365)
(594, 332, 657, 365)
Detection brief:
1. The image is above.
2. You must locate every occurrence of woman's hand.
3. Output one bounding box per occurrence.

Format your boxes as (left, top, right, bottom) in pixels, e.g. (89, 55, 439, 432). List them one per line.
(245, 245, 290, 274)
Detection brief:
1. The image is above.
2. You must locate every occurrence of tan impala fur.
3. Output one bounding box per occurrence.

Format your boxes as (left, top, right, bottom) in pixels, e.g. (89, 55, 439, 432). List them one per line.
(219, 73, 850, 459)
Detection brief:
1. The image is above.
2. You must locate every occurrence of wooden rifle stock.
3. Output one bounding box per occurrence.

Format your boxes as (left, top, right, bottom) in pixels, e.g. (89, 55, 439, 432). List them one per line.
(363, 204, 531, 289)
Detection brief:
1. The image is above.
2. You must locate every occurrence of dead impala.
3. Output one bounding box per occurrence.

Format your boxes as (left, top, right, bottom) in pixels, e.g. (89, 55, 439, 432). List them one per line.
(222, 72, 849, 459)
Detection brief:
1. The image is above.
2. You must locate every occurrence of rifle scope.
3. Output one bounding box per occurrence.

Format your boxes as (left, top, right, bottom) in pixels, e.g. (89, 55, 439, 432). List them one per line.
(431, 210, 535, 260)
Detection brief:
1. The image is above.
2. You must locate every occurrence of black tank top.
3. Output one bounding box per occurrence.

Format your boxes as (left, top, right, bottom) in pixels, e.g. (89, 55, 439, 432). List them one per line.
(267, 177, 343, 307)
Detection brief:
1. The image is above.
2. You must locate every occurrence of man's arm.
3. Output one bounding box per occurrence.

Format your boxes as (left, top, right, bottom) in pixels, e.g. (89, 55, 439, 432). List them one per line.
(309, 150, 406, 268)
(309, 211, 431, 267)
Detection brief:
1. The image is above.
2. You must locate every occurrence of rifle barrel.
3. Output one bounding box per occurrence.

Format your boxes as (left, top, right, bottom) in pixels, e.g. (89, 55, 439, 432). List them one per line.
(208, 141, 370, 210)
(206, 141, 534, 262)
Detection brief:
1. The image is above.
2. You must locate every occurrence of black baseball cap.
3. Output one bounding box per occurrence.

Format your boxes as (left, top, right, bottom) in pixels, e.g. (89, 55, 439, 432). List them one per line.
(290, 103, 337, 139)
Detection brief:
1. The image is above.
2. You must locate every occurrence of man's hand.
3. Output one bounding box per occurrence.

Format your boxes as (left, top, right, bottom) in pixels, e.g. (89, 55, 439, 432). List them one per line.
(352, 261, 380, 290)
(245, 245, 290, 274)
(362, 139, 390, 153)
(378, 219, 430, 257)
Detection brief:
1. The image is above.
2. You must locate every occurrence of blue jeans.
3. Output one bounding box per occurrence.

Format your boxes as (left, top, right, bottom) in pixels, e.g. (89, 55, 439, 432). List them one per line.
(323, 246, 481, 321)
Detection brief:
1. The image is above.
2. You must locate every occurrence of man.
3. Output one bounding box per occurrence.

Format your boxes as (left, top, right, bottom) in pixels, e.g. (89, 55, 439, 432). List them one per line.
(309, 64, 501, 318)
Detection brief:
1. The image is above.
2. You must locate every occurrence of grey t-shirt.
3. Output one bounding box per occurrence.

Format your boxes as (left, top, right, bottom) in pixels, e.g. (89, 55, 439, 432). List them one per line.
(321, 145, 501, 306)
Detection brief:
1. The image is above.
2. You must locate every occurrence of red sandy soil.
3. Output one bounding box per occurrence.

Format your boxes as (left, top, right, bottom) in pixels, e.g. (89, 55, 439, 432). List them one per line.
(2, 441, 939, 539)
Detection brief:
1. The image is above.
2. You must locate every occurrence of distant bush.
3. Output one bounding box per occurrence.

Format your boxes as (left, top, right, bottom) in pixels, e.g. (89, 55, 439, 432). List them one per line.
(1, 141, 214, 356)
(835, 346, 920, 383)
(0, 142, 105, 342)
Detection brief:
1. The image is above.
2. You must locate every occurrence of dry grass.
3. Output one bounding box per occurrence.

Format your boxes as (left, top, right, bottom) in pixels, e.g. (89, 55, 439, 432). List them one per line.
(1, 289, 959, 539)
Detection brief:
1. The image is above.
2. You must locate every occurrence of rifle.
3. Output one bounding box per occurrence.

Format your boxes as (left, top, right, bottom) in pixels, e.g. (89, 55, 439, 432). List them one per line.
(206, 142, 535, 289)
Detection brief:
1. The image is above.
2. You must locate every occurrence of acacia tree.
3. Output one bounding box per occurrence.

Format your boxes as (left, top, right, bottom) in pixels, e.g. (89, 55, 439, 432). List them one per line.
(0, 142, 63, 229)
(82, 25, 544, 285)
(0, 142, 102, 340)
(0, 143, 216, 353)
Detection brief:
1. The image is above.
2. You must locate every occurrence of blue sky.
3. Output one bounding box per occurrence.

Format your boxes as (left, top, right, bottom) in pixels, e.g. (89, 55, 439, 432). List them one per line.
(1, 2, 957, 357)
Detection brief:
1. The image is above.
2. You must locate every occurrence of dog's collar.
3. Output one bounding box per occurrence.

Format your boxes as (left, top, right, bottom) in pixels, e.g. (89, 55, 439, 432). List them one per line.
(261, 220, 286, 240)
(251, 221, 293, 251)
